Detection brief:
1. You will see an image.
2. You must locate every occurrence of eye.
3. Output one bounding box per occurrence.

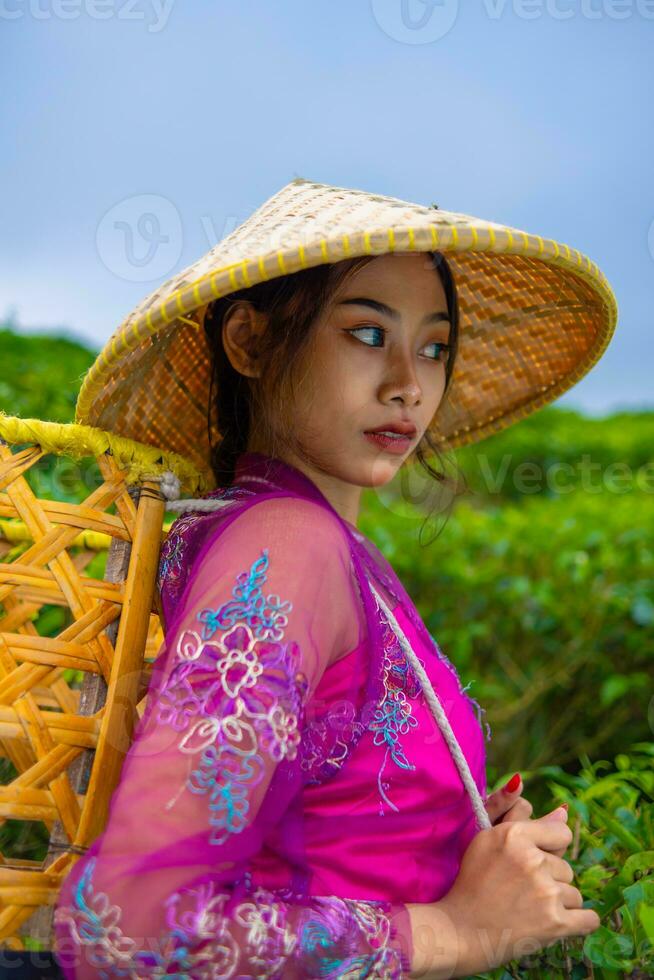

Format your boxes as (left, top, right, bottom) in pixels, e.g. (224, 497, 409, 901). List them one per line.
(346, 326, 386, 347)
(424, 341, 452, 363)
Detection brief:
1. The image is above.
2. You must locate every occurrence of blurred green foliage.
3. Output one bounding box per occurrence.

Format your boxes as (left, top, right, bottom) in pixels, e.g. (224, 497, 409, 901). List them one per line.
(455, 406, 654, 503)
(0, 326, 96, 422)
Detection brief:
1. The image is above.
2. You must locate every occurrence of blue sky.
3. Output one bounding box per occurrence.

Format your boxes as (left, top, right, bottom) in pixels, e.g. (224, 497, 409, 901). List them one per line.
(2, 0, 652, 414)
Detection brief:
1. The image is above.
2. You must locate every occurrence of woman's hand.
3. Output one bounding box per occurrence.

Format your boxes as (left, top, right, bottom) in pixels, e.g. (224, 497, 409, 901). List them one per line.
(418, 816, 600, 977)
(486, 773, 570, 858)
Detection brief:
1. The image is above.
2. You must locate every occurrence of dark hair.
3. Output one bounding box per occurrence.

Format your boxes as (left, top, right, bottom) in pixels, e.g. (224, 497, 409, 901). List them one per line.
(203, 252, 465, 542)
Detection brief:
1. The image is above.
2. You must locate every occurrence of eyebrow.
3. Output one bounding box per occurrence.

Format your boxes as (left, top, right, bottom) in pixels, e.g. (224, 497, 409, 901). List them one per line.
(337, 296, 450, 327)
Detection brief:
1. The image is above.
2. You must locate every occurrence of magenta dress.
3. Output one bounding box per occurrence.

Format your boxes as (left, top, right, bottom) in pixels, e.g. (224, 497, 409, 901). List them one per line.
(53, 451, 491, 978)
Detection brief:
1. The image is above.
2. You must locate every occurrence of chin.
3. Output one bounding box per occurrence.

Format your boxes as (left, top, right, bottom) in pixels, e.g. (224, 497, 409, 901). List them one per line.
(361, 458, 404, 488)
(321, 446, 407, 488)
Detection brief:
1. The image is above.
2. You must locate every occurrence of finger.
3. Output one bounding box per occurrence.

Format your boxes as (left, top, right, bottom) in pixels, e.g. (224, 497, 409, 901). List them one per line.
(558, 883, 584, 909)
(559, 907, 601, 938)
(500, 797, 533, 823)
(545, 854, 574, 884)
(541, 809, 571, 856)
(487, 796, 516, 824)
(523, 818, 574, 853)
(542, 803, 569, 821)
(486, 773, 523, 822)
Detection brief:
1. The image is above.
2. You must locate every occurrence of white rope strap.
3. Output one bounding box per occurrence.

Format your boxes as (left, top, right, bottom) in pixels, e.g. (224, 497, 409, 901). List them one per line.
(141, 470, 231, 511)
(369, 581, 491, 833)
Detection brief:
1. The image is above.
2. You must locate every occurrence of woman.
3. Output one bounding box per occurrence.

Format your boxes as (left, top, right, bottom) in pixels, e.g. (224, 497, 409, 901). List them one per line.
(53, 177, 616, 978)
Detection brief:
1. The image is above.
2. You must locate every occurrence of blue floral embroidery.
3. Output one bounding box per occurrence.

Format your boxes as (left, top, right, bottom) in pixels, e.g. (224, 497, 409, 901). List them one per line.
(196, 549, 292, 642)
(156, 549, 309, 844)
(369, 617, 422, 816)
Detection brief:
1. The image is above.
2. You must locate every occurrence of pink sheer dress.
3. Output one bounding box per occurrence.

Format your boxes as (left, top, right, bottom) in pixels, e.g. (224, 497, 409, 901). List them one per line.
(53, 451, 491, 978)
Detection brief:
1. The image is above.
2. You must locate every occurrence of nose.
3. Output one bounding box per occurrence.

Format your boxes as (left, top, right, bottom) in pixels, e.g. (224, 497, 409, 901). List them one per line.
(378, 348, 423, 407)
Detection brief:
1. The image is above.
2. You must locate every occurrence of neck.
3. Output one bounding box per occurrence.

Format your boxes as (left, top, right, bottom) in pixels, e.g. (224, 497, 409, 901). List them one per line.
(282, 451, 363, 528)
(248, 439, 363, 527)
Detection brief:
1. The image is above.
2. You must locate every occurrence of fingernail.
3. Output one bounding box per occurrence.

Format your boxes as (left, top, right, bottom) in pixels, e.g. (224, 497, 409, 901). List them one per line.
(504, 772, 521, 793)
(561, 803, 569, 812)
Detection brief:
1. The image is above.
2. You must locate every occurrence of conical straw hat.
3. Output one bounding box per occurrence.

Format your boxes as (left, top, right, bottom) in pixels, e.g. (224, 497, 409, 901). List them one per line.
(75, 176, 618, 488)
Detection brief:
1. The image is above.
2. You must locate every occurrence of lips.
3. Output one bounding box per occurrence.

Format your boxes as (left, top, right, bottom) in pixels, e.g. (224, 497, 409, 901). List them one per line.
(364, 422, 417, 437)
(363, 419, 418, 457)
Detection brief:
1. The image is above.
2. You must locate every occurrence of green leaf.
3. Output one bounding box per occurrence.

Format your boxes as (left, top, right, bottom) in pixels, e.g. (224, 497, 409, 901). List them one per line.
(619, 851, 654, 884)
(640, 903, 654, 942)
(587, 800, 643, 853)
(600, 675, 631, 706)
(631, 596, 654, 626)
(579, 863, 613, 889)
(583, 925, 634, 968)
(622, 879, 654, 917)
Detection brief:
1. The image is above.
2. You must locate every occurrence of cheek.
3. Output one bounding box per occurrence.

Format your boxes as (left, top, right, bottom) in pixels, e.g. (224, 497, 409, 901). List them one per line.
(292, 343, 350, 416)
(418, 368, 448, 428)
(306, 339, 361, 403)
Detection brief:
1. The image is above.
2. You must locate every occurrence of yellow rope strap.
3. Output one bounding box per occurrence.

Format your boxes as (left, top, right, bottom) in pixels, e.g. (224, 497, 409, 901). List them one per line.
(0, 413, 213, 496)
(0, 519, 176, 549)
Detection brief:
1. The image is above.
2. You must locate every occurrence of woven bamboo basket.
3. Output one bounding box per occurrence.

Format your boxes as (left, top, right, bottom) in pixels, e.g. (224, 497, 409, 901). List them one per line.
(0, 414, 204, 951)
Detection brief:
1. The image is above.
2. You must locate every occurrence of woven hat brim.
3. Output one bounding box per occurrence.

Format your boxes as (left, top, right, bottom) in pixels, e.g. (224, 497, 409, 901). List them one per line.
(75, 178, 618, 489)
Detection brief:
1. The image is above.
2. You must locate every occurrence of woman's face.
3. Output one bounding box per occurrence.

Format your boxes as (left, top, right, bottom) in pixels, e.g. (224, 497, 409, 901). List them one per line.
(289, 252, 452, 489)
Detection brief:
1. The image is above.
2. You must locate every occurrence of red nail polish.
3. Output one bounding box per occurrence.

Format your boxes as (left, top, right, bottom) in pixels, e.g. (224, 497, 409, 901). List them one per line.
(561, 803, 569, 810)
(504, 772, 521, 793)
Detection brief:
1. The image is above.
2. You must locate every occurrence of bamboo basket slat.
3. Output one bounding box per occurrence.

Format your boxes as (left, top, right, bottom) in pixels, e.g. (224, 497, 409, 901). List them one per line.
(0, 803, 60, 823)
(0, 907, 37, 949)
(0, 666, 79, 706)
(10, 745, 80, 786)
(0, 497, 135, 542)
(1, 786, 59, 806)
(0, 447, 45, 490)
(0, 703, 103, 738)
(0, 578, 124, 608)
(0, 723, 99, 750)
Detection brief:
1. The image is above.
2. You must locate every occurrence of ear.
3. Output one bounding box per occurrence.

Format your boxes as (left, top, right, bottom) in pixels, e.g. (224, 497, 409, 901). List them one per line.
(222, 301, 267, 379)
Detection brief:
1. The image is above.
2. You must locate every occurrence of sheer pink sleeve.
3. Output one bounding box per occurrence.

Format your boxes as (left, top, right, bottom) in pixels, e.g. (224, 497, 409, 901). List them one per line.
(53, 497, 413, 978)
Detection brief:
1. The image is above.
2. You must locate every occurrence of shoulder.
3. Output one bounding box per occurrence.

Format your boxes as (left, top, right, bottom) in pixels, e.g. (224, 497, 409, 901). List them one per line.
(182, 496, 356, 612)
(173, 495, 361, 667)
(203, 494, 352, 561)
